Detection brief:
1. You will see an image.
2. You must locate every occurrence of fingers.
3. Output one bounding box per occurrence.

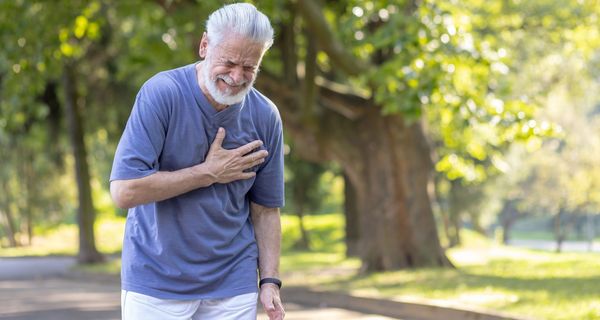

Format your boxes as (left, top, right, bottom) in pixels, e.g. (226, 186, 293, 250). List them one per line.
(266, 299, 285, 320)
(209, 127, 226, 152)
(274, 298, 285, 320)
(264, 298, 275, 312)
(242, 150, 268, 165)
(261, 287, 285, 320)
(237, 139, 264, 156)
(238, 172, 257, 180)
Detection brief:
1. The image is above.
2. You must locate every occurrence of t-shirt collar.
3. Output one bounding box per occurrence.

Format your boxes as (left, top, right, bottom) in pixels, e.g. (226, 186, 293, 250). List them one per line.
(187, 62, 244, 123)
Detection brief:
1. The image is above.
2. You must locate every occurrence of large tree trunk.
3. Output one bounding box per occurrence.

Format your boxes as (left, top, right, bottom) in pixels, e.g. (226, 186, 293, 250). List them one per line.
(40, 82, 65, 168)
(344, 174, 360, 257)
(348, 114, 450, 271)
(258, 73, 451, 271)
(63, 63, 104, 264)
(257, 0, 450, 271)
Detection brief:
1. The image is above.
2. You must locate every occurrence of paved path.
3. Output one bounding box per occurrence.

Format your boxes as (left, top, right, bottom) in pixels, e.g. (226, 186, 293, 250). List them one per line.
(0, 257, 399, 320)
(0, 256, 76, 281)
(507, 239, 600, 253)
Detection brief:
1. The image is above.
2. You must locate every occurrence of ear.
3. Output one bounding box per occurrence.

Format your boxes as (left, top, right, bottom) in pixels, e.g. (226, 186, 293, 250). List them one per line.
(199, 32, 208, 59)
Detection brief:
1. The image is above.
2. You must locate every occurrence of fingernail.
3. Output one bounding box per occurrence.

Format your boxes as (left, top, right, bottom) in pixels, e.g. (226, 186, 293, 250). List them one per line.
(218, 127, 224, 133)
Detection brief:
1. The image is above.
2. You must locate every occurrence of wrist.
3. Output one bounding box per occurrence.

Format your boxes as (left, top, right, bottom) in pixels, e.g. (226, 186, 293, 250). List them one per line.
(259, 277, 282, 289)
(193, 162, 217, 186)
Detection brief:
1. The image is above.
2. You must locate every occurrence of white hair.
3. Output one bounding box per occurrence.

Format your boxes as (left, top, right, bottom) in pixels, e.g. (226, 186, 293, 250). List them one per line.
(206, 3, 274, 49)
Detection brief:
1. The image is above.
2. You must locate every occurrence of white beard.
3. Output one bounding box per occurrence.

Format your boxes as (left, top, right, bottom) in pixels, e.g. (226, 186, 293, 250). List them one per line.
(201, 60, 255, 106)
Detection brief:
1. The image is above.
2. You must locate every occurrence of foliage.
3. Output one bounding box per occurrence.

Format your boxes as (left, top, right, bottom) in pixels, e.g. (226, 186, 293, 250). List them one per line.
(1, 0, 599, 270)
(491, 42, 600, 243)
(0, 0, 216, 244)
(427, 0, 600, 244)
(319, 0, 560, 182)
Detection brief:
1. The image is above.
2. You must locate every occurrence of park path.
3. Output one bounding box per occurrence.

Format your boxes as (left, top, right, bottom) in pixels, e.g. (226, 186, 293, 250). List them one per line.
(507, 239, 600, 253)
(0, 257, 400, 320)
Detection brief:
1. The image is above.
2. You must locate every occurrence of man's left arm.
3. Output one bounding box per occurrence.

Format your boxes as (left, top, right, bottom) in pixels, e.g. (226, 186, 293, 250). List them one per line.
(251, 201, 285, 320)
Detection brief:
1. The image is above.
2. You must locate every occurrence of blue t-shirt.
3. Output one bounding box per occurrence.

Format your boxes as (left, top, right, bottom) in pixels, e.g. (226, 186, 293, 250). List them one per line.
(110, 63, 284, 300)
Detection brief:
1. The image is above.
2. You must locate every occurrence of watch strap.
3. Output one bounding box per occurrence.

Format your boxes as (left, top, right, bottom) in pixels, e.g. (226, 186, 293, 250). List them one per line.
(259, 277, 282, 289)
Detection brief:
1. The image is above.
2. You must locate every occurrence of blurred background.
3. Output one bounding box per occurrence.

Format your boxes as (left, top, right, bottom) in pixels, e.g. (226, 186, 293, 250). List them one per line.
(1, 1, 599, 319)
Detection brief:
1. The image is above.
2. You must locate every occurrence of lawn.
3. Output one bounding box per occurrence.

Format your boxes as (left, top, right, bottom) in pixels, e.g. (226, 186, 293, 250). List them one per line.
(280, 214, 600, 320)
(0, 216, 125, 257)
(2, 213, 599, 320)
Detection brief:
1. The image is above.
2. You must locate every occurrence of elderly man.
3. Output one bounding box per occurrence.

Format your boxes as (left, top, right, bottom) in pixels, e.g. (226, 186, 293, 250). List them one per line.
(110, 3, 285, 320)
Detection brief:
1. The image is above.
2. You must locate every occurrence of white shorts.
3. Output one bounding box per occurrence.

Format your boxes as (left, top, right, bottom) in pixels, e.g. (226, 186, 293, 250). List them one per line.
(121, 290, 258, 320)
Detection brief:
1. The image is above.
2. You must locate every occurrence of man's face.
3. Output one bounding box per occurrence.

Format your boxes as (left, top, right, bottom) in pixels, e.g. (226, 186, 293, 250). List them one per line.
(201, 35, 265, 106)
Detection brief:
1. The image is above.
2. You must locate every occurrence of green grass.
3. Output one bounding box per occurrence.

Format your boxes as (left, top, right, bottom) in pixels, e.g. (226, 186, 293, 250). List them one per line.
(281, 213, 600, 320)
(3, 213, 600, 320)
(318, 246, 600, 320)
(0, 216, 125, 257)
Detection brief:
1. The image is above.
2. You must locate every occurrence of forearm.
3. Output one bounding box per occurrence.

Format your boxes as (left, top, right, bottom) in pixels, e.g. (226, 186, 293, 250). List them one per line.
(251, 202, 281, 279)
(110, 163, 215, 209)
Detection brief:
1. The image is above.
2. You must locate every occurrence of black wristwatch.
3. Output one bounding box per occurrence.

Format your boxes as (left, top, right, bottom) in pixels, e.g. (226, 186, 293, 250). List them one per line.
(259, 277, 282, 289)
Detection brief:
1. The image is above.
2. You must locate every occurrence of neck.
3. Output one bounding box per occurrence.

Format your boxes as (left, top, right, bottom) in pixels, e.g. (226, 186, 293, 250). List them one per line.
(195, 62, 228, 111)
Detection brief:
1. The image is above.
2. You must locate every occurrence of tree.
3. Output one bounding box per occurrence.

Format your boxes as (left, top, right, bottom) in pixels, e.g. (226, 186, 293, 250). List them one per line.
(0, 1, 106, 262)
(255, 0, 570, 270)
(425, 0, 600, 248)
(490, 0, 600, 248)
(3, 0, 598, 270)
(0, 0, 223, 259)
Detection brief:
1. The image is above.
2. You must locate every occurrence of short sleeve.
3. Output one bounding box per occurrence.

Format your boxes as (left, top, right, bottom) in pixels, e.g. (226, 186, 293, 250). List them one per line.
(110, 95, 168, 182)
(248, 112, 285, 208)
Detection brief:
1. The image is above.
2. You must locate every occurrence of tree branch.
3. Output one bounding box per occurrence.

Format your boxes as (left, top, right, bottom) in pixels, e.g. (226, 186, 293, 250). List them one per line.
(302, 27, 318, 123)
(295, 0, 372, 76)
(279, 3, 298, 86)
(258, 70, 369, 121)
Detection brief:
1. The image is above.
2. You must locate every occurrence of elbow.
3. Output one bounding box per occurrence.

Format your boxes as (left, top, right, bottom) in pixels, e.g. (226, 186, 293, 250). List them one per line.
(110, 180, 136, 209)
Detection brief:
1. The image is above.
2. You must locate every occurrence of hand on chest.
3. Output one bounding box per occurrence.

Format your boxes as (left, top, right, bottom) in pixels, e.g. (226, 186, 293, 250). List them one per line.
(160, 116, 265, 171)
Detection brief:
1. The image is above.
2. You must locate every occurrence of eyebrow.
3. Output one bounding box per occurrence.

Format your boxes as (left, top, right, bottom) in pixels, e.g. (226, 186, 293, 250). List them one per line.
(222, 59, 257, 68)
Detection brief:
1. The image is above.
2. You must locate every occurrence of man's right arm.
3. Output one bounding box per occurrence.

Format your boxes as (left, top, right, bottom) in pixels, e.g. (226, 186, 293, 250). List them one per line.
(111, 127, 267, 209)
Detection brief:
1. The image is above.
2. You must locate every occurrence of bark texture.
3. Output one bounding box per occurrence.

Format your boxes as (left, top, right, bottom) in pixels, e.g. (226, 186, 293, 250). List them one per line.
(257, 73, 451, 271)
(63, 63, 104, 264)
(255, 0, 451, 271)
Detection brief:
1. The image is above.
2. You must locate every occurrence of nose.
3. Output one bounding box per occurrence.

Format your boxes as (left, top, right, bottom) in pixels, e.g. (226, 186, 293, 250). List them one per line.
(229, 66, 245, 85)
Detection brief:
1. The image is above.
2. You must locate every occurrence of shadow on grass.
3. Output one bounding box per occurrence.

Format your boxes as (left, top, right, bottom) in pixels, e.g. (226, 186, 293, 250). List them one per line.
(325, 259, 600, 301)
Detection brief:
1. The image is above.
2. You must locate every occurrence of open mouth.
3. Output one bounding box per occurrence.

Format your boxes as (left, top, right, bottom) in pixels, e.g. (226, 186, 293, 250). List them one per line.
(221, 80, 239, 87)
(217, 77, 246, 88)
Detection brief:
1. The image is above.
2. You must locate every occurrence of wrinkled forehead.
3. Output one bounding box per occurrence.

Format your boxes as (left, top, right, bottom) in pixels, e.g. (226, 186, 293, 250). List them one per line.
(208, 35, 266, 63)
